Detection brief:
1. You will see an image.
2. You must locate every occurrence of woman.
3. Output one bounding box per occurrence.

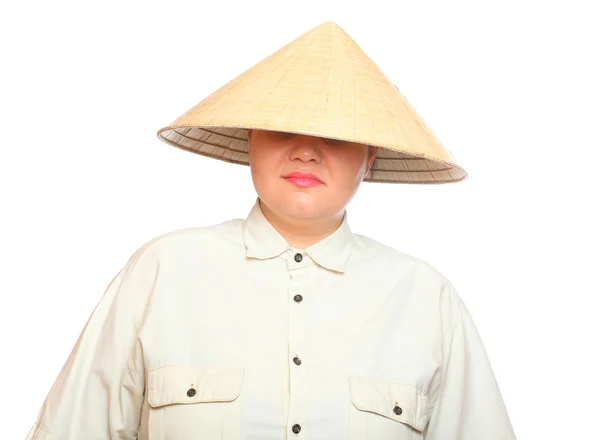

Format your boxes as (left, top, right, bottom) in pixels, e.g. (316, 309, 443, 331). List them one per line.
(26, 21, 516, 440)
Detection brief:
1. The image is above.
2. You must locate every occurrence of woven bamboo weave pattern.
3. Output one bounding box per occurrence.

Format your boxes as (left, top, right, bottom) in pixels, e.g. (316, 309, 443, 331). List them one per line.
(157, 21, 468, 184)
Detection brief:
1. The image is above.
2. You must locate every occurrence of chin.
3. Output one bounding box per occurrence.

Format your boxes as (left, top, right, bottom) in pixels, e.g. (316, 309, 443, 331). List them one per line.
(260, 189, 329, 219)
(281, 196, 325, 218)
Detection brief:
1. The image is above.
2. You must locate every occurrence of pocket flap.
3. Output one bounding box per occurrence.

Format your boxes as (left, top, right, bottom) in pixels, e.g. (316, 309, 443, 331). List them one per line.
(148, 366, 244, 408)
(348, 375, 430, 431)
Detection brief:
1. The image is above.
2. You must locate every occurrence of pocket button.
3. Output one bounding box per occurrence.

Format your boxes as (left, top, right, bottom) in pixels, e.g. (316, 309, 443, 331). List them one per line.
(393, 405, 403, 415)
(187, 388, 197, 397)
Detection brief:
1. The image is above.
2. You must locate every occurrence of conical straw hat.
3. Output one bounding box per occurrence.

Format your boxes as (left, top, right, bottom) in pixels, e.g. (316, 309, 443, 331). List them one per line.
(157, 21, 468, 184)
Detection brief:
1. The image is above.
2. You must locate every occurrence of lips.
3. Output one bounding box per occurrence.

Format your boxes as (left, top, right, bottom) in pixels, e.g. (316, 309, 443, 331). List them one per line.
(283, 172, 324, 183)
(283, 171, 324, 188)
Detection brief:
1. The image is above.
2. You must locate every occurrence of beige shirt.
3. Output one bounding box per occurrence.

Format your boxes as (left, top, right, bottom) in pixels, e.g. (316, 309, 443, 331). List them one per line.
(26, 197, 516, 440)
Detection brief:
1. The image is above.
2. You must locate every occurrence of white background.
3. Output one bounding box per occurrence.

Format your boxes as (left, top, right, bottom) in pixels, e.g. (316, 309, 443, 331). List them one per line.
(2, 1, 599, 438)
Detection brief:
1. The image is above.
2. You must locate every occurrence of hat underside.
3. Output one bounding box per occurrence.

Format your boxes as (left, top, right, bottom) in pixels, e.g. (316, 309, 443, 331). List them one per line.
(158, 126, 467, 184)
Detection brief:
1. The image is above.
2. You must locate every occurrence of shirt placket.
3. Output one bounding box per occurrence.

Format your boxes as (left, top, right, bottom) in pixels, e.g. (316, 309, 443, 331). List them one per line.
(284, 248, 313, 439)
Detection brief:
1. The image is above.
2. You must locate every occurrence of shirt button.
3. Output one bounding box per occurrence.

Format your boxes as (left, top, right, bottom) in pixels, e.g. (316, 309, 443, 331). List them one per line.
(187, 388, 196, 397)
(292, 424, 301, 434)
(294, 253, 303, 262)
(393, 405, 403, 415)
(293, 356, 302, 365)
(293, 294, 303, 302)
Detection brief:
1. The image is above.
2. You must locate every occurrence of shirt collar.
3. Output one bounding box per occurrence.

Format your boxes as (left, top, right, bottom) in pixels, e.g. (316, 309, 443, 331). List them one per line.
(242, 198, 354, 273)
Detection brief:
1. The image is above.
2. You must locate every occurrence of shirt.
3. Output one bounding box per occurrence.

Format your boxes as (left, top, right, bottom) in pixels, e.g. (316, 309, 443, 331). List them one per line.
(25, 197, 516, 440)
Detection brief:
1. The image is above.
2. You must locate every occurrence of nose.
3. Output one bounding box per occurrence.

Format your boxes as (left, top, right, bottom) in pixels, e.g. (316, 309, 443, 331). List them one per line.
(288, 134, 323, 164)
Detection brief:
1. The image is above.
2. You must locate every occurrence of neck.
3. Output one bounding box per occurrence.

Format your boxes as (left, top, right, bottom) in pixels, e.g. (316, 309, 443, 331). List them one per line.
(259, 198, 344, 249)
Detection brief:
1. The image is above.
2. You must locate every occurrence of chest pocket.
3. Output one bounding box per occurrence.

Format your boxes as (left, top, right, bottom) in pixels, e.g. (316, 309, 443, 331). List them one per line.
(147, 365, 244, 440)
(348, 375, 431, 440)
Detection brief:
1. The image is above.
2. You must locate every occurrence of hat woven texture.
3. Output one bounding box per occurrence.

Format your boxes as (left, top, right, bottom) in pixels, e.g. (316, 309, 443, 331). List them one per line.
(157, 21, 467, 184)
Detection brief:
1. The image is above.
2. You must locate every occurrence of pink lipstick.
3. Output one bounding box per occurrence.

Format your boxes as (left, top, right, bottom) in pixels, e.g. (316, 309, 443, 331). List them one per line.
(283, 171, 324, 188)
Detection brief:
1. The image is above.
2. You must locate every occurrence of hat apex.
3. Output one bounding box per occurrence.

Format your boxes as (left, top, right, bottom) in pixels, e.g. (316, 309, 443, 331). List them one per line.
(157, 20, 467, 184)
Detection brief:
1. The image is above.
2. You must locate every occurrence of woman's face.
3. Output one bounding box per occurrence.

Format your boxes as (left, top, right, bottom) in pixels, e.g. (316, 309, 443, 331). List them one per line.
(247, 129, 379, 220)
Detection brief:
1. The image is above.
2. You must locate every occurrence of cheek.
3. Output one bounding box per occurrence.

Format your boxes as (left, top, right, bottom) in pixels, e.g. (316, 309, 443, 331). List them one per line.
(250, 149, 283, 184)
(328, 153, 366, 187)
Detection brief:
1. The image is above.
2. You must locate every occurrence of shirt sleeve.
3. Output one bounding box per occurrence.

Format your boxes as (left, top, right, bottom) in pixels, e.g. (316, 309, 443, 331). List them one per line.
(424, 283, 517, 440)
(25, 241, 160, 440)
